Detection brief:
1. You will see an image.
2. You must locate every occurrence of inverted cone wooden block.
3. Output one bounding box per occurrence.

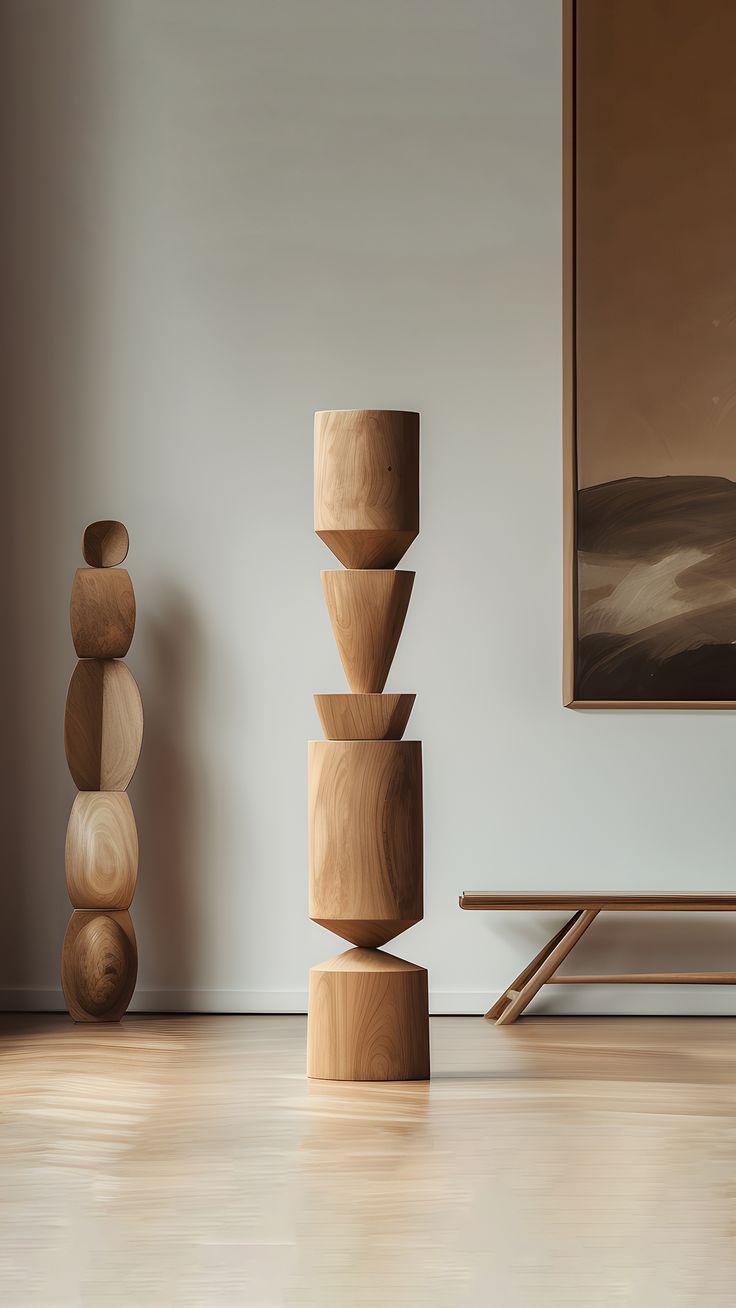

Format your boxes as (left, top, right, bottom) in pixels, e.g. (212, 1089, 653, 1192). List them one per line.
(322, 570, 414, 693)
(307, 948, 429, 1081)
(309, 410, 428, 1080)
(62, 521, 141, 1022)
(315, 410, 419, 569)
(314, 693, 415, 741)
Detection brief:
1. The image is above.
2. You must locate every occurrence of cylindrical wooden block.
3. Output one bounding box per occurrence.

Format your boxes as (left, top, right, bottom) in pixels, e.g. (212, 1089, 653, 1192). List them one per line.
(70, 567, 136, 658)
(61, 910, 137, 1022)
(64, 659, 144, 791)
(307, 947, 429, 1081)
(65, 792, 138, 909)
(309, 740, 423, 947)
(321, 570, 414, 693)
(314, 693, 415, 741)
(314, 410, 419, 568)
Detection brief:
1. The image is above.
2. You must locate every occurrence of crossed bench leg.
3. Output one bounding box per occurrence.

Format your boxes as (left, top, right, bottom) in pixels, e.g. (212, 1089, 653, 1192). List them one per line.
(487, 909, 599, 1025)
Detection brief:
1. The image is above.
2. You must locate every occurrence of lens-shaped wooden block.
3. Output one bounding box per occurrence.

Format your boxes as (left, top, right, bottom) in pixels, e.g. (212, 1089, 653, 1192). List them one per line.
(309, 739, 423, 946)
(70, 567, 136, 658)
(322, 570, 414, 694)
(65, 792, 138, 909)
(307, 947, 429, 1080)
(64, 660, 144, 790)
(314, 693, 415, 741)
(61, 910, 137, 1022)
(314, 410, 419, 568)
(82, 520, 129, 568)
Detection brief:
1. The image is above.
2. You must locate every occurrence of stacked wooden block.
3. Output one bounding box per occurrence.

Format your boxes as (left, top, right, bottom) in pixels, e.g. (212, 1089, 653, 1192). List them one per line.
(61, 521, 142, 1022)
(307, 410, 429, 1080)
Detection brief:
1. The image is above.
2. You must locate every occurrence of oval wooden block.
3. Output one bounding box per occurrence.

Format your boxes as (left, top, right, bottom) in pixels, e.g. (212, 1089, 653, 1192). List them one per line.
(61, 910, 137, 1022)
(307, 947, 429, 1081)
(64, 660, 144, 791)
(70, 567, 136, 658)
(308, 740, 423, 946)
(322, 570, 414, 694)
(314, 410, 419, 568)
(82, 520, 129, 568)
(314, 693, 415, 741)
(65, 792, 138, 909)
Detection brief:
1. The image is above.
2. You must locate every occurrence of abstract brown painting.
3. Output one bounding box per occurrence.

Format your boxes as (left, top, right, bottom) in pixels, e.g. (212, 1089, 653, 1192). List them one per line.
(564, 0, 736, 706)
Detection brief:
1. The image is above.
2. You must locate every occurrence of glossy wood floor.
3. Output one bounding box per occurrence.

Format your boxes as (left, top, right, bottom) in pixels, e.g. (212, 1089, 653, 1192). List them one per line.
(2, 1015, 736, 1306)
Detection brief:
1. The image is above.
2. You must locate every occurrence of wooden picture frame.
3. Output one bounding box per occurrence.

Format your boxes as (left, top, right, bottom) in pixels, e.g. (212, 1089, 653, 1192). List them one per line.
(563, 0, 736, 709)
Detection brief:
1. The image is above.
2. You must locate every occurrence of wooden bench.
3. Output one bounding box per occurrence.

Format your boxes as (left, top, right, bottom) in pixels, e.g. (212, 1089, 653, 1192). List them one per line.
(459, 893, 736, 1025)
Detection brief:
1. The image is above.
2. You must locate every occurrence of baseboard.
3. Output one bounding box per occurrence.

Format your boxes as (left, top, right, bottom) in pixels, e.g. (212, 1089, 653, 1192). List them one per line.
(4, 986, 736, 1015)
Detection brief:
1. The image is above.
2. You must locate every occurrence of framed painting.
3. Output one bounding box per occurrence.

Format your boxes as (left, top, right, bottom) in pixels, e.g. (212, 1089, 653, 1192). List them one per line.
(563, 0, 736, 707)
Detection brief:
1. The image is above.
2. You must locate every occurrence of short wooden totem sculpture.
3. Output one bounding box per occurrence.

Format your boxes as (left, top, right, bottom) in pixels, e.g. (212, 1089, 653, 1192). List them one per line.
(62, 521, 142, 1021)
(308, 410, 429, 1080)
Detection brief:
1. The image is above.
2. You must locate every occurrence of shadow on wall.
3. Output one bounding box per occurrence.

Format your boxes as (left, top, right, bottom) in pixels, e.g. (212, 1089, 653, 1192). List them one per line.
(132, 587, 205, 1010)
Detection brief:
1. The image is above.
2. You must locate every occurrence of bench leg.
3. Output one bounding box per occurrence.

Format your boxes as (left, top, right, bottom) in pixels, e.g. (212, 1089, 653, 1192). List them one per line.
(491, 909, 600, 1026)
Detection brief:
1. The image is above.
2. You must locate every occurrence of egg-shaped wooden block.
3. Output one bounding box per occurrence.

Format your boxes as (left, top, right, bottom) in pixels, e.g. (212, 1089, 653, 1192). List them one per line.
(61, 910, 137, 1022)
(64, 660, 143, 791)
(70, 567, 136, 658)
(65, 791, 138, 909)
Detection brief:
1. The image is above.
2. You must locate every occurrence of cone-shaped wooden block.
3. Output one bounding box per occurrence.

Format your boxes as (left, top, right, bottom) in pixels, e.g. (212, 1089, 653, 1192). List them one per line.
(314, 410, 419, 568)
(309, 740, 422, 946)
(64, 660, 143, 791)
(314, 693, 415, 741)
(82, 520, 129, 568)
(61, 910, 137, 1022)
(308, 947, 429, 1080)
(70, 567, 136, 659)
(322, 570, 414, 694)
(65, 792, 138, 909)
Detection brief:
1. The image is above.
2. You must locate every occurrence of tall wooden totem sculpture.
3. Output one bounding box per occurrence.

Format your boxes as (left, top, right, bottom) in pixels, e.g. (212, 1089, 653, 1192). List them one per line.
(308, 410, 429, 1080)
(62, 521, 142, 1021)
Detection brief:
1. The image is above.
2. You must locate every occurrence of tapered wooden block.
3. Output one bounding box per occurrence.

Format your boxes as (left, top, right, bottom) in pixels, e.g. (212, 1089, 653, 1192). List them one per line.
(70, 567, 136, 658)
(61, 910, 137, 1022)
(309, 740, 423, 946)
(65, 792, 138, 909)
(314, 410, 419, 568)
(64, 659, 144, 791)
(322, 570, 414, 694)
(82, 520, 129, 568)
(307, 947, 429, 1080)
(314, 693, 415, 741)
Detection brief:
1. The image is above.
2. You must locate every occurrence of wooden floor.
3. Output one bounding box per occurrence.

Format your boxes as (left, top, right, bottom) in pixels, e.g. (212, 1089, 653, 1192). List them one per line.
(2, 1016, 736, 1306)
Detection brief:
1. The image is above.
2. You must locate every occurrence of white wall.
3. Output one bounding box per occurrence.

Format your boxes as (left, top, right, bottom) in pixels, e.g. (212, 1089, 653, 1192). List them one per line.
(4, 0, 735, 1016)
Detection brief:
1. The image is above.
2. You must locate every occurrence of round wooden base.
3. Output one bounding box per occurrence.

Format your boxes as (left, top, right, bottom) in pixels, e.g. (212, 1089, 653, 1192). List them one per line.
(307, 947, 429, 1081)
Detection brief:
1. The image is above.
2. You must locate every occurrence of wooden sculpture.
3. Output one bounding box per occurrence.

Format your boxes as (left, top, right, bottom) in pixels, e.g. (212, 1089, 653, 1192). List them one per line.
(61, 520, 142, 1021)
(308, 410, 429, 1080)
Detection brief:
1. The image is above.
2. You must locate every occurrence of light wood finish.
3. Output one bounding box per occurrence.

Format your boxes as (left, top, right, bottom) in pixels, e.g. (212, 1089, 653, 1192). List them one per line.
(321, 569, 414, 694)
(60, 910, 137, 1022)
(460, 892, 736, 911)
(82, 519, 129, 568)
(314, 692, 415, 740)
(309, 740, 422, 946)
(495, 910, 599, 1025)
(65, 791, 138, 909)
(307, 947, 429, 1080)
(484, 910, 583, 1020)
(4, 1014, 736, 1305)
(314, 409, 419, 568)
(70, 566, 136, 659)
(64, 659, 143, 791)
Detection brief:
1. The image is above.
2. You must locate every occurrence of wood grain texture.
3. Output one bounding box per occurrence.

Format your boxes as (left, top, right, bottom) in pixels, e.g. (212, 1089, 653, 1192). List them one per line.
(321, 570, 414, 693)
(61, 910, 137, 1022)
(82, 520, 129, 568)
(314, 692, 415, 740)
(65, 791, 138, 909)
(70, 567, 136, 659)
(460, 893, 736, 911)
(495, 910, 599, 1025)
(64, 659, 143, 791)
(309, 740, 423, 947)
(307, 947, 429, 1080)
(314, 410, 419, 568)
